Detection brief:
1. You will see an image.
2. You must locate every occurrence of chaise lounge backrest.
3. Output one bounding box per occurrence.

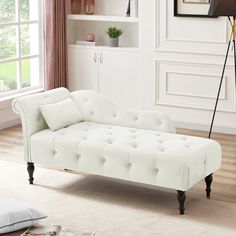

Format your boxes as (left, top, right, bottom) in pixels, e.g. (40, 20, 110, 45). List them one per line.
(13, 87, 176, 162)
(71, 90, 176, 133)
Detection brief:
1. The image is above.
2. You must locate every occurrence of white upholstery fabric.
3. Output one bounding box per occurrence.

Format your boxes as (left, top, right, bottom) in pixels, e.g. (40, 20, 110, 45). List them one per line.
(31, 121, 221, 191)
(12, 88, 71, 161)
(13, 88, 221, 192)
(71, 90, 176, 133)
(40, 98, 83, 131)
(13, 88, 175, 162)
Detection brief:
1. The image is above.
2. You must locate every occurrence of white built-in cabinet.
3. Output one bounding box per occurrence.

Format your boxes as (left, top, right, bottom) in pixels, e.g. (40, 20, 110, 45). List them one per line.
(66, 0, 140, 108)
(98, 48, 139, 107)
(68, 45, 139, 108)
(68, 46, 99, 91)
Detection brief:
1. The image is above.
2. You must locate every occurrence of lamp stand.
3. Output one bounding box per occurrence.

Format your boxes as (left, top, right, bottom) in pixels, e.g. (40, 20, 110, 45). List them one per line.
(208, 16, 236, 138)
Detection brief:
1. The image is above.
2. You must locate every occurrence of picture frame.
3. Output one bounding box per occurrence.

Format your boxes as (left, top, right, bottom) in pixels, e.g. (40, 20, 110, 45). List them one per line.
(174, 0, 214, 18)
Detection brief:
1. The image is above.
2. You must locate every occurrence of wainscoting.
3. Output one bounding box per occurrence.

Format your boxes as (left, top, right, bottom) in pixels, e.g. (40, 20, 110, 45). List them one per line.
(140, 0, 236, 133)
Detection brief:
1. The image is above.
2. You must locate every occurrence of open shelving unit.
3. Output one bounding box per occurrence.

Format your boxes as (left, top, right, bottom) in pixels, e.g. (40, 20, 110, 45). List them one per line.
(67, 14, 139, 23)
(67, 0, 140, 48)
(67, 0, 141, 108)
(67, 44, 139, 53)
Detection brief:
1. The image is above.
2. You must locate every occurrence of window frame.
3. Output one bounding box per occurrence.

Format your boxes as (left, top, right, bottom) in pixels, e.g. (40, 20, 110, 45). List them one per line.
(0, 0, 44, 99)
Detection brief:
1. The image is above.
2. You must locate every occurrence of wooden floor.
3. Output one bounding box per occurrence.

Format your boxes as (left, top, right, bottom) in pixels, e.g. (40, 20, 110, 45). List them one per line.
(0, 125, 23, 163)
(0, 125, 236, 203)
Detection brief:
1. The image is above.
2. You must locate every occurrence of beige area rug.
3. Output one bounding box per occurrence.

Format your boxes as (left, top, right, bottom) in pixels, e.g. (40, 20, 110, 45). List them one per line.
(0, 160, 236, 236)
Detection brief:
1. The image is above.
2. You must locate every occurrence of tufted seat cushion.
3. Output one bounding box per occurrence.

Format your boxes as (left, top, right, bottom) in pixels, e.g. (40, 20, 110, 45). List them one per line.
(31, 121, 221, 191)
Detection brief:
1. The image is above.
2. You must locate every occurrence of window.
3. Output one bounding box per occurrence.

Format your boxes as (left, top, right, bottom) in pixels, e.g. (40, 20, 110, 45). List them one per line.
(0, 0, 43, 98)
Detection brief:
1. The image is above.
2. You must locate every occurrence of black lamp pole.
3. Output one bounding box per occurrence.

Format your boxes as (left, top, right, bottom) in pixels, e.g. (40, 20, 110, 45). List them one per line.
(208, 0, 236, 138)
(208, 17, 236, 138)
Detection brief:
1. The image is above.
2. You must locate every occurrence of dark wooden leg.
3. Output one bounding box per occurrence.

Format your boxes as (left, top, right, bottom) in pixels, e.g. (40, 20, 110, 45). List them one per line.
(27, 162, 35, 184)
(205, 174, 213, 199)
(177, 190, 186, 215)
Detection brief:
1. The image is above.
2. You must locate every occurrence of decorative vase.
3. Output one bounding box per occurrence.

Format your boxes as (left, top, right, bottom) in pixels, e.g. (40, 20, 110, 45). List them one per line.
(108, 37, 119, 47)
(85, 33, 95, 42)
(71, 0, 81, 14)
(84, 0, 95, 15)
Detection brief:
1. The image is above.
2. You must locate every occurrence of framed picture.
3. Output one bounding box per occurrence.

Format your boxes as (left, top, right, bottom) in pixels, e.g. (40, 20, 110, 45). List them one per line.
(174, 0, 214, 17)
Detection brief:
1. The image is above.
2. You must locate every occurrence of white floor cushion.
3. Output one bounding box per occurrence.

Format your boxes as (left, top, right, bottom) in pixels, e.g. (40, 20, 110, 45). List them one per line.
(0, 199, 47, 234)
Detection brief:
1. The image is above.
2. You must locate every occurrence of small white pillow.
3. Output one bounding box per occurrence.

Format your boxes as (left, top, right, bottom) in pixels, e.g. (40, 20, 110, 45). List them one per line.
(0, 199, 47, 234)
(40, 98, 83, 131)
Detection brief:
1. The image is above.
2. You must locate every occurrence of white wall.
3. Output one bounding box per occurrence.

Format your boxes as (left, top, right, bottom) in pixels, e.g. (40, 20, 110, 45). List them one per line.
(140, 0, 236, 134)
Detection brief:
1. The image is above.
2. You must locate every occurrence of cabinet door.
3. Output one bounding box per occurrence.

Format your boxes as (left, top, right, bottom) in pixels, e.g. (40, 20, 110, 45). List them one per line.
(67, 46, 99, 92)
(99, 50, 139, 108)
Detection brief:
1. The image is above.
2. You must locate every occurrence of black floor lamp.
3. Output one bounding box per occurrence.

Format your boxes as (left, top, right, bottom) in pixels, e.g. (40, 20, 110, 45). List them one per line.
(208, 0, 236, 138)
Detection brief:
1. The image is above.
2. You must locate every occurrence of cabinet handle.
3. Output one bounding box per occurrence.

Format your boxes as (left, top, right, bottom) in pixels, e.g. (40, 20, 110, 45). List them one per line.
(94, 53, 97, 63)
(99, 53, 103, 64)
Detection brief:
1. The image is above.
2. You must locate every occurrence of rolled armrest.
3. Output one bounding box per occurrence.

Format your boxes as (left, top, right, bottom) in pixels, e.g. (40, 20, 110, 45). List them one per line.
(12, 88, 71, 161)
(72, 90, 176, 133)
(12, 98, 31, 162)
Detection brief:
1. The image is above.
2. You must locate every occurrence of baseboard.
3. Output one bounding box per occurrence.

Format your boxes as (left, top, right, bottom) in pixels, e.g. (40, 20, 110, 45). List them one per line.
(175, 121, 236, 135)
(0, 118, 21, 130)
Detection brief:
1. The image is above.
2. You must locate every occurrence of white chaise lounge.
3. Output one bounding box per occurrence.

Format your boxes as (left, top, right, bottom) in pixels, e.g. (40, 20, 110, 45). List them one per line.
(12, 88, 222, 214)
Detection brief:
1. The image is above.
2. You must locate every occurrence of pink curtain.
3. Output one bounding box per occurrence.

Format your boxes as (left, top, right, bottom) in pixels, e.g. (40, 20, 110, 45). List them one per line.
(44, 0, 67, 90)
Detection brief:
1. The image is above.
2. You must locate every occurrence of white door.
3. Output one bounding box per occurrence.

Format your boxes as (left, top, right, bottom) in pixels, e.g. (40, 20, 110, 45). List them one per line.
(98, 50, 139, 108)
(67, 46, 99, 92)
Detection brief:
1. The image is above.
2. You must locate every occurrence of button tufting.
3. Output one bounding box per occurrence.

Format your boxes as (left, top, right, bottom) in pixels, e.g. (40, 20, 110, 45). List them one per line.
(76, 154, 81, 159)
(131, 130, 136, 133)
(159, 140, 164, 144)
(185, 144, 190, 148)
(107, 126, 112, 129)
(131, 136, 137, 139)
(127, 162, 132, 168)
(154, 168, 159, 174)
(113, 113, 118, 118)
(134, 116, 139, 121)
(132, 144, 138, 148)
(108, 140, 113, 144)
(108, 132, 113, 135)
(53, 150, 57, 155)
(158, 148, 164, 152)
(84, 99, 89, 103)
(90, 111, 95, 115)
(101, 158, 106, 163)
(83, 137, 87, 140)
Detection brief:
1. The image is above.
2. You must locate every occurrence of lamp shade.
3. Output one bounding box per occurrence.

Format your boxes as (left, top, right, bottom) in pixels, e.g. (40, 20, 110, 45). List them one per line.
(208, 0, 236, 16)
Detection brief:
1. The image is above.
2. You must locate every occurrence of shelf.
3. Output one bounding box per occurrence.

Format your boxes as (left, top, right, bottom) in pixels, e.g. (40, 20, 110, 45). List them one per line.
(68, 44, 139, 52)
(67, 14, 139, 23)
